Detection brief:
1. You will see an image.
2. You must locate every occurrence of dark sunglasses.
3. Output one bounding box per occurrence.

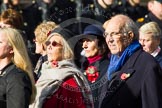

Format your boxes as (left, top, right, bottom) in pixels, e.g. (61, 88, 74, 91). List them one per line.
(45, 40, 62, 47)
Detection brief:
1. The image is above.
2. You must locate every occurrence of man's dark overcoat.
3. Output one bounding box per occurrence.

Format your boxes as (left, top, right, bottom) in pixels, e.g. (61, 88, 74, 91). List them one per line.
(99, 49, 162, 108)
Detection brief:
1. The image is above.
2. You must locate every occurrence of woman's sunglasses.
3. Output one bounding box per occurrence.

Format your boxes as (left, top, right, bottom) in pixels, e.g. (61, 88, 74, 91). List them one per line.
(45, 40, 62, 47)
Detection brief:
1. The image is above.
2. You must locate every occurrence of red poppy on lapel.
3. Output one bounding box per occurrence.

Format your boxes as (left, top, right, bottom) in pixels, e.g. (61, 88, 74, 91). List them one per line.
(121, 73, 130, 80)
(85, 66, 99, 83)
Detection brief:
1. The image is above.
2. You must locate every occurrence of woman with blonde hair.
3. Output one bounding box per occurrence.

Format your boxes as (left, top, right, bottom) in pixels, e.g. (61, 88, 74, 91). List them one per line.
(0, 8, 39, 69)
(0, 27, 36, 108)
(34, 21, 57, 80)
(139, 21, 162, 68)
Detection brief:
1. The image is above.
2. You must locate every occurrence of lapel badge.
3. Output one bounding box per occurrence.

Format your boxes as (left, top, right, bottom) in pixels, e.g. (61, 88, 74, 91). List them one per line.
(120, 73, 130, 80)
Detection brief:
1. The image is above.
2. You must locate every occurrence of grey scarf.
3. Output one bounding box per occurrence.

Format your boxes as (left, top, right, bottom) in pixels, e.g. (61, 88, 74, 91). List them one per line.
(29, 60, 94, 108)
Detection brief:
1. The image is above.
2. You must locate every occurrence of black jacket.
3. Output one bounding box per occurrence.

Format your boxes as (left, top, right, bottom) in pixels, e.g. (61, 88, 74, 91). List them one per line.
(81, 54, 110, 108)
(0, 63, 32, 108)
(99, 49, 162, 108)
(117, 0, 148, 21)
(136, 12, 162, 30)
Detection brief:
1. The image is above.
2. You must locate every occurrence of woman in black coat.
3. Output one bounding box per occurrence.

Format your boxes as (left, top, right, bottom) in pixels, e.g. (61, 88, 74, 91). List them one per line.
(0, 28, 36, 108)
(69, 24, 110, 108)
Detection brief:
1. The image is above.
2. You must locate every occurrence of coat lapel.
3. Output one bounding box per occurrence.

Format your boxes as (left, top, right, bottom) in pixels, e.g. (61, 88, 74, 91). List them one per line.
(101, 49, 142, 106)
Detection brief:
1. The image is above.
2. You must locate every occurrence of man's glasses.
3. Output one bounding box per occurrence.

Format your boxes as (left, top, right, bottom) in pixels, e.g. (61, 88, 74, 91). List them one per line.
(45, 40, 62, 47)
(103, 32, 123, 38)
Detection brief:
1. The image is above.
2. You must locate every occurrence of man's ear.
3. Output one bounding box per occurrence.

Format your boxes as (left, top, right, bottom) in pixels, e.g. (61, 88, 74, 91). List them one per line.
(128, 31, 134, 40)
(147, 1, 153, 11)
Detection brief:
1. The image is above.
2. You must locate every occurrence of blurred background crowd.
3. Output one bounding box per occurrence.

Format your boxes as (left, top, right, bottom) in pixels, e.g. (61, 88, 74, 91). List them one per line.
(0, 0, 161, 86)
(0, 0, 150, 61)
(0, 0, 149, 42)
(1, 0, 162, 108)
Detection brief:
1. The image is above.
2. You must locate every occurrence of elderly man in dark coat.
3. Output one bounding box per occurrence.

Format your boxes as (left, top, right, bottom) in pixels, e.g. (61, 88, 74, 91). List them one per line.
(99, 14, 162, 108)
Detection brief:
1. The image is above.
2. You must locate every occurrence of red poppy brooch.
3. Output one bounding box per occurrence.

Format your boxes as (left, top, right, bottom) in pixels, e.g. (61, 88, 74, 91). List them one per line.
(85, 66, 99, 83)
(51, 60, 58, 68)
(120, 73, 130, 80)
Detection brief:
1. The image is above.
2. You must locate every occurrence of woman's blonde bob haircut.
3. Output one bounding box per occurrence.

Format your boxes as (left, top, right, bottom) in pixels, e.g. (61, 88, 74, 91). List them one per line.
(139, 21, 161, 39)
(0, 28, 36, 104)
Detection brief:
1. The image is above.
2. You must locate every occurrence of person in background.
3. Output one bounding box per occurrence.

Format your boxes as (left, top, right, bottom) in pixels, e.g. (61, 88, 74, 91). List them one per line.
(82, 0, 148, 24)
(34, 0, 76, 23)
(69, 24, 110, 108)
(0, 0, 42, 43)
(139, 21, 162, 68)
(81, 0, 120, 24)
(100, 14, 162, 108)
(117, 0, 148, 21)
(29, 27, 94, 108)
(0, 0, 21, 13)
(34, 21, 57, 80)
(0, 28, 36, 108)
(137, 0, 162, 48)
(34, 0, 56, 21)
(0, 8, 24, 30)
(0, 8, 40, 69)
(0, 8, 26, 42)
(137, 0, 162, 30)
